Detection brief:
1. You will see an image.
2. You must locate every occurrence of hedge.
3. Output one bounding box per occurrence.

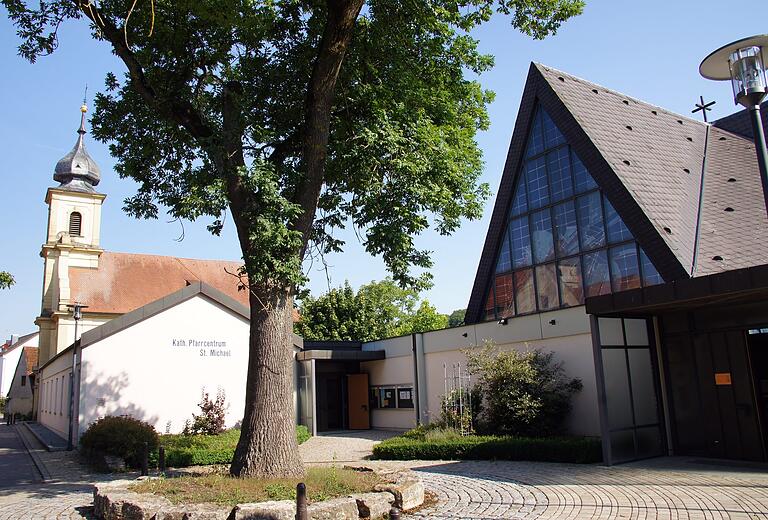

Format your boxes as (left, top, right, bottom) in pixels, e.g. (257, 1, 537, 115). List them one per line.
(161, 426, 312, 467)
(372, 433, 601, 464)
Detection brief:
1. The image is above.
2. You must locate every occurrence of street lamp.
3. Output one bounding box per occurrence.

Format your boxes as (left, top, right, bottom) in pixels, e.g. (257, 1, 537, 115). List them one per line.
(65, 302, 88, 451)
(700, 35, 768, 216)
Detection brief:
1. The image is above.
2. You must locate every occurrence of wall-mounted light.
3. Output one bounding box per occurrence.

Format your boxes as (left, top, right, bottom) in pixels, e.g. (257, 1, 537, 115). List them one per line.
(498, 318, 508, 326)
(461, 332, 468, 338)
(549, 319, 557, 325)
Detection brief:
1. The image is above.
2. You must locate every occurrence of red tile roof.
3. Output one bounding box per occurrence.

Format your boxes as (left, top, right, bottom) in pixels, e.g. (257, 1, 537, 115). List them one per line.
(69, 251, 249, 314)
(23, 347, 38, 375)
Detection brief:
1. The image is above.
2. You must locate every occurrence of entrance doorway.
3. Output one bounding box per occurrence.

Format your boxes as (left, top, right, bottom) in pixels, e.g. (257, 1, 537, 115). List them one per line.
(747, 330, 768, 456)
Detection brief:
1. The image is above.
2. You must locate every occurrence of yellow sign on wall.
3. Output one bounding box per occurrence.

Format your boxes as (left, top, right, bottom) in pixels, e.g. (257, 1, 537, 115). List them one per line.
(715, 372, 732, 386)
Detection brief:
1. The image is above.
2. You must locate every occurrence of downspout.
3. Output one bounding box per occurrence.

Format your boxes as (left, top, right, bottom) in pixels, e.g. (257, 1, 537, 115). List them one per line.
(66, 339, 79, 451)
(411, 334, 421, 426)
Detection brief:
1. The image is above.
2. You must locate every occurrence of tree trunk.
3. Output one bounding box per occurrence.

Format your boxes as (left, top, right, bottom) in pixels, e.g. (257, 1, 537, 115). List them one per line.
(230, 287, 304, 478)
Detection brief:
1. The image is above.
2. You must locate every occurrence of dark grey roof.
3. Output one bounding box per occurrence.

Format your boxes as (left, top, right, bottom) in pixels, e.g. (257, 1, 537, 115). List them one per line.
(53, 108, 101, 192)
(713, 101, 768, 140)
(465, 62, 768, 323)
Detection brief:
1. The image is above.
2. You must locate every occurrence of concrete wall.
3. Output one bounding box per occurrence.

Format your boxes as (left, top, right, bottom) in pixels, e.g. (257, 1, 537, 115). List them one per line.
(361, 353, 416, 431)
(74, 294, 250, 436)
(360, 306, 601, 437)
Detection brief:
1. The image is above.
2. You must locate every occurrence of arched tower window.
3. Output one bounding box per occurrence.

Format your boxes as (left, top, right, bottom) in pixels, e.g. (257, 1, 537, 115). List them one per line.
(69, 212, 82, 236)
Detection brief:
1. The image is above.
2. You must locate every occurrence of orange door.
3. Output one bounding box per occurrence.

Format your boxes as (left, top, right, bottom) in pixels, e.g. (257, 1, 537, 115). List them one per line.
(347, 373, 370, 430)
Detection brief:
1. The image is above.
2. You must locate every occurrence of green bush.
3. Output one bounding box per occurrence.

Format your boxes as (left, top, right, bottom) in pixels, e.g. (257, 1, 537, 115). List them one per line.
(160, 426, 312, 467)
(466, 343, 582, 437)
(80, 416, 159, 468)
(372, 429, 601, 464)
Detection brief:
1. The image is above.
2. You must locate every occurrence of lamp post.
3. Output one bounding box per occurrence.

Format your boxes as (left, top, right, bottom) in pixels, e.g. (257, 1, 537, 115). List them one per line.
(65, 302, 88, 451)
(700, 35, 768, 217)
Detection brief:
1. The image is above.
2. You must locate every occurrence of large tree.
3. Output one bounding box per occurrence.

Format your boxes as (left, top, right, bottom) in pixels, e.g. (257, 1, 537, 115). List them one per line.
(4, 0, 582, 477)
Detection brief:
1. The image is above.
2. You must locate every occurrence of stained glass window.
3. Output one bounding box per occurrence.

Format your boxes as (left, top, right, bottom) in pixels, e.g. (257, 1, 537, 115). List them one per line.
(483, 106, 664, 320)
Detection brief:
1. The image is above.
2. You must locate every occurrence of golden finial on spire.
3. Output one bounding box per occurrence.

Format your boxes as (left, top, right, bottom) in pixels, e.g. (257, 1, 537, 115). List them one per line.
(81, 84, 88, 113)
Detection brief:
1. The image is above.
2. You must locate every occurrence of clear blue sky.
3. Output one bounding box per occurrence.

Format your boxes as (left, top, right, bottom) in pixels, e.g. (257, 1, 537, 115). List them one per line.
(1, 1, 766, 339)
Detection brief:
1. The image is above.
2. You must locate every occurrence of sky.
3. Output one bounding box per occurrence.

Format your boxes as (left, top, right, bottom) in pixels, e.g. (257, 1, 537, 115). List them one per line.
(1, 1, 767, 340)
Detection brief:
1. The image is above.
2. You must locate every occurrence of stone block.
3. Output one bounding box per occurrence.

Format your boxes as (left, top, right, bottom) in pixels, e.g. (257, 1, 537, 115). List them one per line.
(121, 495, 173, 520)
(158, 503, 232, 519)
(307, 497, 359, 520)
(374, 480, 424, 511)
(230, 500, 296, 520)
(351, 492, 395, 519)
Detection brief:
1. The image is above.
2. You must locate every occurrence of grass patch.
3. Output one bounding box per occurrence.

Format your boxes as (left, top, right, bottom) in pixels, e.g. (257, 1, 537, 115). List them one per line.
(130, 466, 381, 506)
(160, 427, 312, 467)
(372, 427, 601, 464)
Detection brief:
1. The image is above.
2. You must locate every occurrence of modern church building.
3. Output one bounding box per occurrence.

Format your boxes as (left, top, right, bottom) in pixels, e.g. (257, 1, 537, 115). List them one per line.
(25, 63, 768, 467)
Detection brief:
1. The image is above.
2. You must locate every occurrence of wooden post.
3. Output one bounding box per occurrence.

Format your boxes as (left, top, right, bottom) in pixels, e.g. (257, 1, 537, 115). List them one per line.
(295, 482, 307, 520)
(389, 506, 401, 520)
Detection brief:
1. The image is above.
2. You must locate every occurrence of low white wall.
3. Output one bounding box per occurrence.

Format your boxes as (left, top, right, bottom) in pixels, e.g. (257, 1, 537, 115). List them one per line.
(361, 306, 601, 437)
(78, 295, 250, 436)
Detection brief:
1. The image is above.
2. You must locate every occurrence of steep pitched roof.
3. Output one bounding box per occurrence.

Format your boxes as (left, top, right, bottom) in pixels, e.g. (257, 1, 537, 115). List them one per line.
(465, 62, 768, 323)
(69, 251, 249, 314)
(713, 101, 768, 139)
(0, 332, 38, 356)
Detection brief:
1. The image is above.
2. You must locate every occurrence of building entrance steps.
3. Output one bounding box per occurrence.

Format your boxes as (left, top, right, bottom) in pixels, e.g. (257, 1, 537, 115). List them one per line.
(24, 421, 68, 451)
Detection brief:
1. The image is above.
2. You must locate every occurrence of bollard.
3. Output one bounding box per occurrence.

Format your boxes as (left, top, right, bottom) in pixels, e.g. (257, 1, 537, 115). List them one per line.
(140, 441, 149, 476)
(158, 446, 166, 472)
(389, 506, 401, 520)
(295, 482, 307, 520)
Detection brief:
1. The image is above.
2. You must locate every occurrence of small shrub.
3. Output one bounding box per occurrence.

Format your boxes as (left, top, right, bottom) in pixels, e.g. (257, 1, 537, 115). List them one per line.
(0, 396, 6, 415)
(183, 388, 227, 436)
(296, 424, 311, 444)
(80, 416, 159, 469)
(466, 342, 582, 437)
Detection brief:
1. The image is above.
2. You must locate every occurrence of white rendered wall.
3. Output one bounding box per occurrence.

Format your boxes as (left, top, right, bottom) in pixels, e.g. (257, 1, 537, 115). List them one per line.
(361, 306, 601, 436)
(78, 295, 250, 436)
(1, 347, 24, 398)
(6, 349, 37, 415)
(39, 351, 73, 439)
(361, 355, 416, 430)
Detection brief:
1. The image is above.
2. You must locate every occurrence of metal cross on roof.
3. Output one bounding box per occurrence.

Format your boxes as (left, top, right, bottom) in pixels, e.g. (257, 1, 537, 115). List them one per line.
(692, 95, 716, 122)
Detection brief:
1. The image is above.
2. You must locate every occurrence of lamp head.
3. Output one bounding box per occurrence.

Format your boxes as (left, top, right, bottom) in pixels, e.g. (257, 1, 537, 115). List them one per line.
(700, 35, 768, 108)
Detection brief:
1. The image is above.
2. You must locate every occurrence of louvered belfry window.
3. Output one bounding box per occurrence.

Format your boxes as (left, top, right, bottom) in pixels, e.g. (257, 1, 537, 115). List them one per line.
(69, 212, 82, 236)
(483, 106, 664, 321)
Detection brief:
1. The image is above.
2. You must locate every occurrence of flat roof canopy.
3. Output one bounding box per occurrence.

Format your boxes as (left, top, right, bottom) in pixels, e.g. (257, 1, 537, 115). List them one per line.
(585, 264, 768, 317)
(296, 349, 386, 362)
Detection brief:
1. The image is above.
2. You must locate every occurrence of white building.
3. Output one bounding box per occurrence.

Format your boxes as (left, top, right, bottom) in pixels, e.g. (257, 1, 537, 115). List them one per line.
(6, 346, 39, 417)
(1, 332, 38, 397)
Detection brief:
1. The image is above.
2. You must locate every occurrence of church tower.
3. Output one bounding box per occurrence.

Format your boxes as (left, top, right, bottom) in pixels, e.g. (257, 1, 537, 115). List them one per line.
(36, 104, 106, 364)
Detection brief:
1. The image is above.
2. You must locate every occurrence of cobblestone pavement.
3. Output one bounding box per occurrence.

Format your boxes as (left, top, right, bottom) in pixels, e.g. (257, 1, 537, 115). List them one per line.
(404, 458, 768, 519)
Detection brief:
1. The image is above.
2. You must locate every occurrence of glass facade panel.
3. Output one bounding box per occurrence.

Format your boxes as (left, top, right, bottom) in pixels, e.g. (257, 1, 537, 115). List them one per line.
(514, 269, 536, 314)
(639, 248, 663, 286)
(577, 192, 605, 250)
(584, 250, 611, 297)
(483, 105, 665, 321)
(536, 263, 559, 311)
(525, 157, 549, 209)
(494, 274, 514, 318)
(553, 201, 579, 257)
(604, 195, 633, 243)
(603, 348, 634, 430)
(525, 111, 545, 158)
(572, 151, 597, 193)
(542, 110, 566, 148)
(547, 148, 573, 202)
(495, 231, 511, 273)
(610, 244, 641, 292)
(531, 209, 555, 263)
(510, 178, 528, 216)
(558, 257, 583, 306)
(628, 348, 659, 425)
(510, 217, 532, 268)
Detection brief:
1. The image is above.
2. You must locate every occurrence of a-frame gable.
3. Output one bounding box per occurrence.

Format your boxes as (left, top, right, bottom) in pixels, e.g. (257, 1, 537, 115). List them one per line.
(466, 63, 688, 324)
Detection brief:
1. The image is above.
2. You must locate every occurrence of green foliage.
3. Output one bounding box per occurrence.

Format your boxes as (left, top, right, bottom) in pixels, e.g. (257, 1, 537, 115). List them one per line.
(3, 0, 583, 292)
(296, 279, 449, 340)
(448, 309, 466, 328)
(373, 428, 601, 463)
(0, 396, 5, 415)
(0, 271, 14, 290)
(80, 416, 159, 469)
(466, 343, 582, 436)
(182, 389, 227, 436)
(160, 427, 311, 467)
(296, 424, 311, 445)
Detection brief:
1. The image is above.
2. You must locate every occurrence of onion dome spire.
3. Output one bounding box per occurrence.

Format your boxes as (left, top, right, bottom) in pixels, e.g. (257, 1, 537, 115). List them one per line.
(53, 103, 101, 192)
